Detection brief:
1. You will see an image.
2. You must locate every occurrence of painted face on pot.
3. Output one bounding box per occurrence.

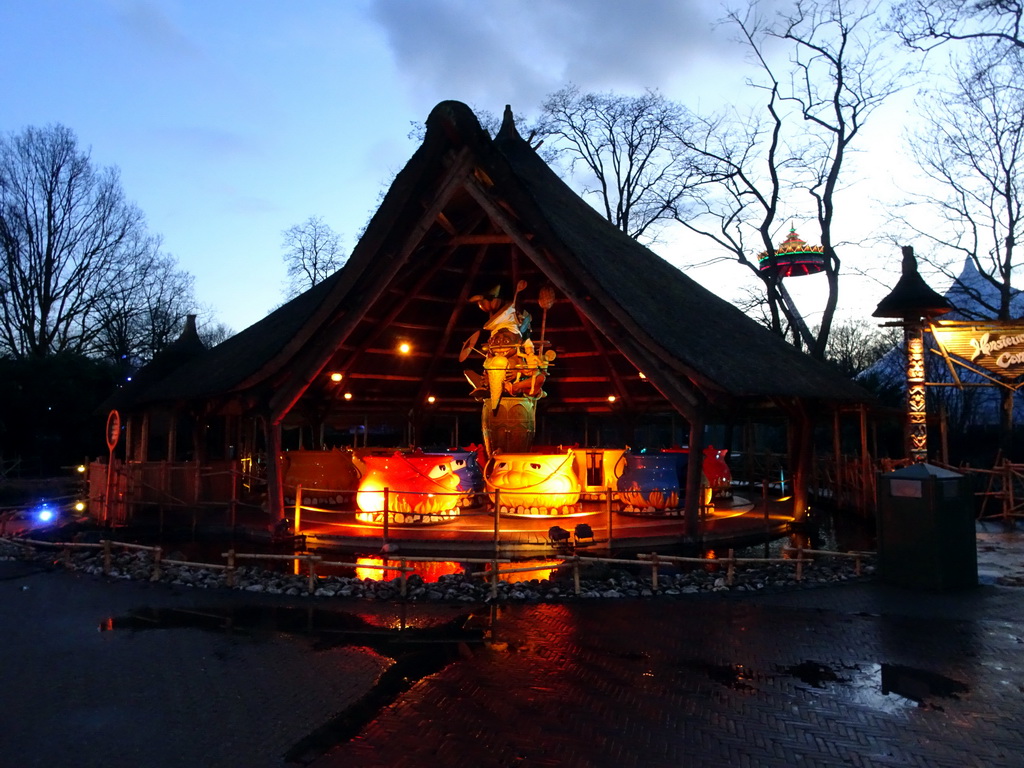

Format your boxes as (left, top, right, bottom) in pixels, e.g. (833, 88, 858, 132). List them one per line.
(486, 453, 580, 512)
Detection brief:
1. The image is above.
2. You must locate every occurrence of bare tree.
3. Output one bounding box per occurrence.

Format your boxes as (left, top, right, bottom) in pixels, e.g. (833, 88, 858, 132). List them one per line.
(197, 318, 234, 348)
(281, 216, 347, 297)
(91, 242, 199, 371)
(677, 0, 904, 359)
(538, 85, 696, 242)
(824, 317, 901, 376)
(900, 47, 1024, 321)
(891, 0, 1024, 52)
(0, 124, 150, 358)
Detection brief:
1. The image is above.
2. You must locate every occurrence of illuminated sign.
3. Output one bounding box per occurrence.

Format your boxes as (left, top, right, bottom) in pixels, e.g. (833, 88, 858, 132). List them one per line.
(931, 322, 1024, 381)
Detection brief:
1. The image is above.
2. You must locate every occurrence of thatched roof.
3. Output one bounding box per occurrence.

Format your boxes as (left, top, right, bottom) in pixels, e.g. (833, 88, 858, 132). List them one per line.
(129, 101, 868, 423)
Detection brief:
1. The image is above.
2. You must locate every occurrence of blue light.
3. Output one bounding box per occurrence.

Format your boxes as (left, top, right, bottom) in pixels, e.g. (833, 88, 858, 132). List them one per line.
(36, 504, 54, 523)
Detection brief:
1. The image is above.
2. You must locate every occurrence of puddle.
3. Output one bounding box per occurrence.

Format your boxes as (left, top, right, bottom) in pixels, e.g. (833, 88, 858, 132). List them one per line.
(686, 657, 969, 713)
(779, 660, 846, 688)
(101, 605, 484, 764)
(879, 663, 969, 709)
(684, 660, 761, 691)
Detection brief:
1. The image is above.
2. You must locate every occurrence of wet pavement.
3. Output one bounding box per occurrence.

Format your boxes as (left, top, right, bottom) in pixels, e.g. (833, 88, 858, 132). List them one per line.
(4, 549, 1024, 767)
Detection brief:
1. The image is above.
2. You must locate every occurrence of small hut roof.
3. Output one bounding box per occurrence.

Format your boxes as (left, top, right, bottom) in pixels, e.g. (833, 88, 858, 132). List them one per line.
(873, 246, 952, 319)
(130, 101, 868, 418)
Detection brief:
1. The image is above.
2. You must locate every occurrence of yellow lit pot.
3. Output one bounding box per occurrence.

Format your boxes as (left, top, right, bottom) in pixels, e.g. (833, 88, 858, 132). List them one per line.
(486, 451, 581, 516)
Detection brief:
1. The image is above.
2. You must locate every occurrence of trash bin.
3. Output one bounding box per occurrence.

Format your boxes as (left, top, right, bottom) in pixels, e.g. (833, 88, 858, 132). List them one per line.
(876, 463, 977, 590)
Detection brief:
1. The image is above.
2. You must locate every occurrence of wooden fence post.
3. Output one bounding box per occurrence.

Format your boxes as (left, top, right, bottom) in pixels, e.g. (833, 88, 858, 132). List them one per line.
(226, 549, 236, 587)
(102, 539, 112, 574)
(573, 557, 581, 595)
(795, 548, 804, 581)
(727, 548, 735, 586)
(650, 553, 659, 590)
(151, 546, 162, 581)
(605, 487, 614, 550)
(306, 556, 317, 594)
(400, 559, 408, 599)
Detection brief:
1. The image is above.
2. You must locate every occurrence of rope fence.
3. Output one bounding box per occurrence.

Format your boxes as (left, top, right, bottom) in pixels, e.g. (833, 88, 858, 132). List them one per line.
(1, 535, 873, 598)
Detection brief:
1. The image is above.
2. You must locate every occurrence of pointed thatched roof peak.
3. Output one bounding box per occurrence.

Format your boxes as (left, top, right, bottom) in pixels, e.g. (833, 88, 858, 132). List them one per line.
(873, 246, 952, 319)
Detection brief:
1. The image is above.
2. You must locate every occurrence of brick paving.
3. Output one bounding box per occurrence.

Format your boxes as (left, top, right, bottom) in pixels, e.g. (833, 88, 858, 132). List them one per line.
(4, 557, 1024, 767)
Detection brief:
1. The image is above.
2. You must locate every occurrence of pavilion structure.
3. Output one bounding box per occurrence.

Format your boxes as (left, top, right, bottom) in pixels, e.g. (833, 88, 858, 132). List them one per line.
(100, 101, 870, 548)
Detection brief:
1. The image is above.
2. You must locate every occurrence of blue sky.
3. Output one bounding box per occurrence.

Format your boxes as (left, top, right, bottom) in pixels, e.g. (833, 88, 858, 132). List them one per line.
(3, 0, 901, 334)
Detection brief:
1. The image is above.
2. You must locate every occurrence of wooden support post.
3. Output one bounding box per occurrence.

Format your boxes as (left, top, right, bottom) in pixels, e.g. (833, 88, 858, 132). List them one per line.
(102, 539, 112, 574)
(727, 548, 735, 586)
(605, 487, 614, 551)
(152, 546, 162, 581)
(491, 485, 501, 592)
(684, 419, 705, 539)
(793, 407, 813, 522)
(226, 549, 236, 587)
(307, 557, 317, 594)
(650, 553, 659, 590)
(573, 557, 581, 595)
(859, 403, 870, 514)
(833, 408, 842, 503)
(795, 548, 804, 581)
(264, 418, 286, 526)
(493, 489, 501, 558)
(400, 559, 408, 599)
(230, 461, 238, 529)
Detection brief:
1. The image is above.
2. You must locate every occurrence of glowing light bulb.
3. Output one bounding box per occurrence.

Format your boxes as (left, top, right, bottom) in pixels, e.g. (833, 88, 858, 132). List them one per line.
(398, 342, 411, 354)
(329, 372, 343, 382)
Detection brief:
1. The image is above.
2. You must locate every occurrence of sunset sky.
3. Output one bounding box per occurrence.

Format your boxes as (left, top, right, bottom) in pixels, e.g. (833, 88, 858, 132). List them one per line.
(3, 0, 917, 335)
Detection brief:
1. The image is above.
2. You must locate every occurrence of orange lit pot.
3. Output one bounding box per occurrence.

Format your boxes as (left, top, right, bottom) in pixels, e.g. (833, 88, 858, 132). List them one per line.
(355, 453, 461, 523)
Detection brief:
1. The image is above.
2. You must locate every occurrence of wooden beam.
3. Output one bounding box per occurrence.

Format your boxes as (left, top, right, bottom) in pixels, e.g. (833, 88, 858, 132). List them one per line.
(449, 234, 514, 244)
(266, 150, 477, 422)
(415, 245, 488, 405)
(462, 176, 708, 421)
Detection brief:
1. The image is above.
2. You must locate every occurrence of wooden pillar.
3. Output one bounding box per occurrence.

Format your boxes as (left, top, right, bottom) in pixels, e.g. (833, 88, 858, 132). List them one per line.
(858, 403, 870, 514)
(167, 412, 178, 463)
(684, 418, 705, 539)
(832, 409, 842, 506)
(124, 415, 135, 463)
(264, 417, 286, 523)
(140, 412, 150, 462)
(791, 405, 812, 522)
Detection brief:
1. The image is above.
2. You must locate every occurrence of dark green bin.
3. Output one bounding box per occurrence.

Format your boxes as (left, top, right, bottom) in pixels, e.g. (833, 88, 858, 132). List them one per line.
(875, 463, 978, 590)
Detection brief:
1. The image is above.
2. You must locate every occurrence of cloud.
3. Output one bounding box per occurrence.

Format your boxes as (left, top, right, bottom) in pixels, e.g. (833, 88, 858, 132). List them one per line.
(368, 0, 726, 113)
(109, 0, 205, 61)
(151, 126, 260, 160)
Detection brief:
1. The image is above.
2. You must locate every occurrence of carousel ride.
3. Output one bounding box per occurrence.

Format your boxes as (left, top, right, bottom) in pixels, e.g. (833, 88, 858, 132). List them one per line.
(282, 281, 732, 531)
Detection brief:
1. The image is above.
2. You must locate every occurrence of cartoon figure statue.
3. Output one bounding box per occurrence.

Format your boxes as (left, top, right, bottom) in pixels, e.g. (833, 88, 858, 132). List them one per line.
(461, 282, 557, 456)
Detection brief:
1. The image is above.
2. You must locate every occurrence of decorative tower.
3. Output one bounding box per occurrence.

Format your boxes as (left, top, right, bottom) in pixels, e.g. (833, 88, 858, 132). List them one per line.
(873, 246, 952, 463)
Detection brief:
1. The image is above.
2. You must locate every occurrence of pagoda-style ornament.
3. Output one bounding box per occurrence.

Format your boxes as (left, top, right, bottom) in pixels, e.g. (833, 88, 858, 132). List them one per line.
(757, 227, 826, 279)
